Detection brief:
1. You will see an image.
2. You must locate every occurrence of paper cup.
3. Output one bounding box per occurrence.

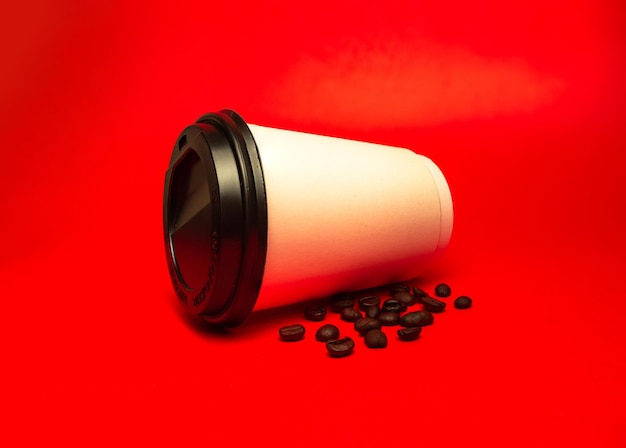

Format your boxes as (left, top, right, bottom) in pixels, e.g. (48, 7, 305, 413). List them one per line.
(163, 110, 453, 326)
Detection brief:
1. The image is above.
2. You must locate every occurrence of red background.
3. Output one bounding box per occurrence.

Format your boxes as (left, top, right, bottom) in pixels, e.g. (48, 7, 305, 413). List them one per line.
(1, 0, 625, 446)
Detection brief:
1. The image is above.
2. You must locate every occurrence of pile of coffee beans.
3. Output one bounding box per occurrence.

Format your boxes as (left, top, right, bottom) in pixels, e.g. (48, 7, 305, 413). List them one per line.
(278, 282, 473, 357)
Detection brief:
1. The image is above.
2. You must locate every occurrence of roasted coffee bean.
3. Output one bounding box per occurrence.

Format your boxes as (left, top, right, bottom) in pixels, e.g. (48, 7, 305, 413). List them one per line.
(382, 298, 405, 313)
(377, 311, 400, 326)
(421, 296, 446, 313)
(332, 292, 352, 300)
(390, 284, 411, 293)
(364, 329, 388, 348)
(315, 324, 340, 342)
(355, 318, 382, 336)
(278, 324, 305, 341)
(434, 283, 452, 298)
(304, 306, 326, 321)
(397, 327, 422, 341)
(393, 291, 417, 307)
(331, 294, 354, 313)
(454, 296, 473, 309)
(399, 311, 434, 327)
(411, 286, 429, 301)
(341, 308, 363, 322)
(358, 295, 380, 311)
(326, 337, 355, 357)
(365, 306, 381, 319)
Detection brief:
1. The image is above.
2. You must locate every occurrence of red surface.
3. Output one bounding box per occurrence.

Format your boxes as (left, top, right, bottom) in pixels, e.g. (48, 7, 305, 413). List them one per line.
(1, 1, 626, 446)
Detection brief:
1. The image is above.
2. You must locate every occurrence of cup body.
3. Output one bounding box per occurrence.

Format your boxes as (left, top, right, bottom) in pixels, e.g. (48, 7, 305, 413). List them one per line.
(248, 124, 453, 311)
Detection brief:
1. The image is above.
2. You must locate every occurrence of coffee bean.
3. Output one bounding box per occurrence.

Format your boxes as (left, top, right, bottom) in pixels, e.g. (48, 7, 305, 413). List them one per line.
(315, 324, 340, 342)
(355, 318, 382, 336)
(331, 293, 354, 313)
(364, 329, 388, 348)
(434, 283, 451, 298)
(341, 308, 363, 322)
(390, 284, 410, 293)
(399, 311, 434, 327)
(454, 296, 473, 309)
(421, 296, 446, 313)
(358, 295, 380, 311)
(377, 311, 400, 326)
(365, 306, 381, 319)
(304, 305, 326, 321)
(278, 324, 305, 341)
(332, 292, 352, 300)
(393, 291, 417, 307)
(397, 327, 422, 341)
(326, 337, 355, 357)
(411, 286, 429, 301)
(382, 298, 405, 313)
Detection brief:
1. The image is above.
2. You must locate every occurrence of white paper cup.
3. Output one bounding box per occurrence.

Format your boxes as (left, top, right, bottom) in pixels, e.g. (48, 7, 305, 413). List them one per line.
(163, 110, 453, 326)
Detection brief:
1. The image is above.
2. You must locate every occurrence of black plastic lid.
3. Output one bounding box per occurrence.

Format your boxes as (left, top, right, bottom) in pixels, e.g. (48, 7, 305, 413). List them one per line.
(163, 110, 268, 326)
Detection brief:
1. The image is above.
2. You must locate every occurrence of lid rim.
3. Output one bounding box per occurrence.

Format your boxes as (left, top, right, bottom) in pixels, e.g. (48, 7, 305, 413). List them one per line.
(163, 110, 268, 326)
